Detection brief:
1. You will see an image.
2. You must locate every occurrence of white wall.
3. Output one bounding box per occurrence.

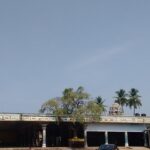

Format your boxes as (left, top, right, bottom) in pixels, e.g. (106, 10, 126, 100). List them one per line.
(86, 123, 146, 132)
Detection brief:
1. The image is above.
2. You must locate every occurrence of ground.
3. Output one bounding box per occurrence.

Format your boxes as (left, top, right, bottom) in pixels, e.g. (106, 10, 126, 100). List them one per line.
(0, 147, 149, 150)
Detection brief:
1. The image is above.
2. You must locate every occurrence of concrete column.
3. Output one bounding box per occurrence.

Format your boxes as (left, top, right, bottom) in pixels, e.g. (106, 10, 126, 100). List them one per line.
(84, 130, 88, 147)
(105, 131, 108, 144)
(144, 131, 148, 147)
(125, 131, 129, 147)
(148, 131, 150, 147)
(42, 124, 47, 148)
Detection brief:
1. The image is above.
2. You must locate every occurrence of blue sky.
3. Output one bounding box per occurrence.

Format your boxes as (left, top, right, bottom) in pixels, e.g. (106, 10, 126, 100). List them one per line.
(0, 0, 150, 115)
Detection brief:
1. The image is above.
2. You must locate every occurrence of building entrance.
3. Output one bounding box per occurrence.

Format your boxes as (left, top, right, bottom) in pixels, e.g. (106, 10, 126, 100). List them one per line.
(87, 132, 105, 146)
(108, 132, 124, 146)
(128, 132, 144, 146)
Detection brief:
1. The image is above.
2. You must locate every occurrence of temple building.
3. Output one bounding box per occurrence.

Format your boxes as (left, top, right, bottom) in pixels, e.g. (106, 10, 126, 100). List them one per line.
(0, 113, 150, 148)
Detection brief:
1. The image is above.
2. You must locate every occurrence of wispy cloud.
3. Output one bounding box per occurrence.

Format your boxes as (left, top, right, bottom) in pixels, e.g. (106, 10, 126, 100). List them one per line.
(65, 46, 126, 72)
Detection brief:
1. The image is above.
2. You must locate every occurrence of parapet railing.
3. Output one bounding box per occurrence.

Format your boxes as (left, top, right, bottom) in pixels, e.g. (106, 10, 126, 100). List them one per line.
(0, 113, 150, 124)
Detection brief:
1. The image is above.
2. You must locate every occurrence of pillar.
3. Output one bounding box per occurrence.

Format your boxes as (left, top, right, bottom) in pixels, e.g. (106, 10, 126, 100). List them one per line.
(148, 130, 150, 147)
(84, 130, 88, 147)
(144, 131, 148, 147)
(42, 124, 47, 148)
(125, 131, 129, 147)
(105, 131, 108, 144)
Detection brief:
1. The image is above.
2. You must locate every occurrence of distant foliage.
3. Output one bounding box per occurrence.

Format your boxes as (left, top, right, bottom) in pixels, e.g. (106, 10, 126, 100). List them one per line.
(114, 89, 128, 114)
(113, 88, 142, 116)
(127, 88, 142, 115)
(40, 86, 105, 122)
(40, 86, 143, 119)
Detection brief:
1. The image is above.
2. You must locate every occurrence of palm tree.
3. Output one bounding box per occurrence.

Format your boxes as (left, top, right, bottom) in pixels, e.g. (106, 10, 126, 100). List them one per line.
(96, 96, 106, 114)
(127, 88, 142, 116)
(114, 89, 128, 114)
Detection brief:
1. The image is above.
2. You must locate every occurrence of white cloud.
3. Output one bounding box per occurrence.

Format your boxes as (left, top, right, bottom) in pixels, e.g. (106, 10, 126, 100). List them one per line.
(65, 46, 126, 72)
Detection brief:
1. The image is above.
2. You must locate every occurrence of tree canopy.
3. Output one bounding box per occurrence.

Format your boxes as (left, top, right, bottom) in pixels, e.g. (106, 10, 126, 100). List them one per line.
(40, 86, 105, 122)
(40, 86, 143, 119)
(96, 96, 106, 113)
(114, 89, 128, 114)
(127, 88, 142, 115)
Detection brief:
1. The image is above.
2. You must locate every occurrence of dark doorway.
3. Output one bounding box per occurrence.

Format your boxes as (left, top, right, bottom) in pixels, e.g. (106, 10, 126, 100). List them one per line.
(108, 132, 124, 146)
(0, 122, 42, 147)
(87, 132, 105, 146)
(128, 132, 144, 146)
(46, 123, 61, 147)
(46, 122, 84, 147)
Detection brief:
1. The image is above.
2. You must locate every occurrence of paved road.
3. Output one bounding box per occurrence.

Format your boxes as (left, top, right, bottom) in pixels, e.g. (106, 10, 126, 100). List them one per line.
(118, 147, 150, 150)
(0, 147, 149, 150)
(69, 147, 150, 150)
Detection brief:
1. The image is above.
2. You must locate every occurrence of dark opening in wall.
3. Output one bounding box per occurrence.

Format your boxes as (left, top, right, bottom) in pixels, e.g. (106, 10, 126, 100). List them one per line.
(87, 132, 105, 146)
(108, 132, 124, 146)
(128, 132, 144, 146)
(46, 122, 84, 147)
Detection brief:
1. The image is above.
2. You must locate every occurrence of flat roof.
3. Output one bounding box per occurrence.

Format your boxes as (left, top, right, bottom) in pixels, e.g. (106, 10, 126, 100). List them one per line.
(0, 113, 149, 124)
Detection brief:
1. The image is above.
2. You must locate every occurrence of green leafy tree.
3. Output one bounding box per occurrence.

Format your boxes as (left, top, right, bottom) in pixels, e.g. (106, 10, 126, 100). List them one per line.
(86, 101, 103, 121)
(127, 88, 142, 115)
(39, 98, 64, 116)
(114, 89, 128, 114)
(40, 86, 105, 120)
(96, 96, 106, 113)
(39, 86, 105, 138)
(61, 86, 89, 116)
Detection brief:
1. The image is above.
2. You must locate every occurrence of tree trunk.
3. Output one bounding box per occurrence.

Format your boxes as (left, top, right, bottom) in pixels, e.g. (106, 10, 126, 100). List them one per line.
(122, 105, 124, 114)
(133, 107, 135, 116)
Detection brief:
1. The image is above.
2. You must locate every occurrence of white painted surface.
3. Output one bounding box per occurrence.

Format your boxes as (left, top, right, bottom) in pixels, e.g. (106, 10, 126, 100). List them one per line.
(86, 123, 146, 132)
